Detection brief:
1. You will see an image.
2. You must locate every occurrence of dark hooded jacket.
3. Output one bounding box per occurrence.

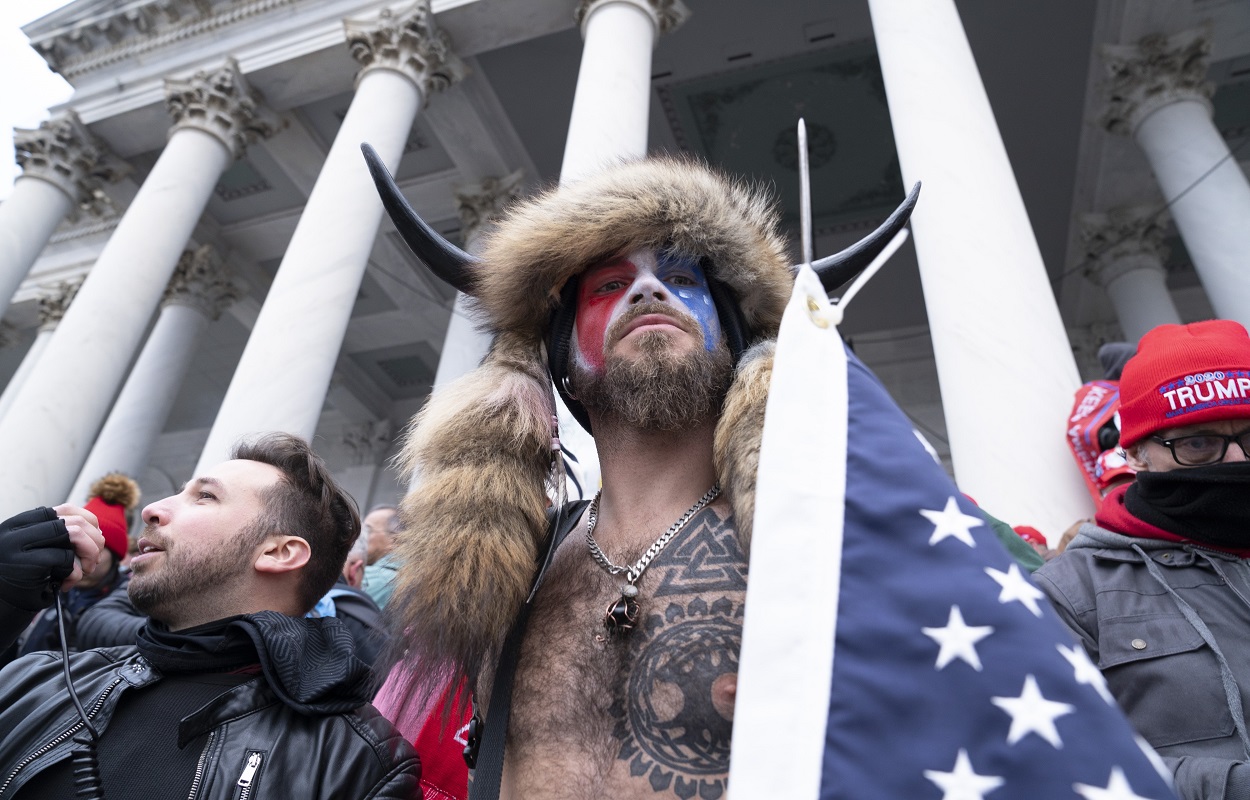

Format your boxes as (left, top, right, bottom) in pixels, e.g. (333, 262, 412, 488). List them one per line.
(1036, 523, 1250, 800)
(0, 612, 420, 799)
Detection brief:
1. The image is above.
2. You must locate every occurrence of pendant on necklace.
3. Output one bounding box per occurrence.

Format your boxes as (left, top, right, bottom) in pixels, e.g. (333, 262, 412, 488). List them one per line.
(603, 584, 640, 634)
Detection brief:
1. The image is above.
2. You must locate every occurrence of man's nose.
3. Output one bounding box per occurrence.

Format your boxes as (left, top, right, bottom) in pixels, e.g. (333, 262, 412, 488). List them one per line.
(141, 499, 171, 526)
(1224, 439, 1249, 463)
(629, 272, 668, 304)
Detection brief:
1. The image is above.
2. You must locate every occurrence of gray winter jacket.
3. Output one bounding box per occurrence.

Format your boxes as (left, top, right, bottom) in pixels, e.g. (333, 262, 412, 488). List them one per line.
(1035, 524, 1250, 800)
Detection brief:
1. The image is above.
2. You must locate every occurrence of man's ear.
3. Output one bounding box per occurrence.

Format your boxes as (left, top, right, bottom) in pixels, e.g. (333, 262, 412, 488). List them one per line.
(254, 535, 311, 575)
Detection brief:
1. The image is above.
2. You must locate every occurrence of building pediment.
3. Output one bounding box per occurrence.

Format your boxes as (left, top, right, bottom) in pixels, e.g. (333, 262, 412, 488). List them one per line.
(23, 0, 303, 78)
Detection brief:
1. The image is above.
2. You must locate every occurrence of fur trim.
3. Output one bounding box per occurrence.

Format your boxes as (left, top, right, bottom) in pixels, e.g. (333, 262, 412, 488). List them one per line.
(714, 341, 775, 557)
(88, 473, 140, 510)
(389, 332, 556, 682)
(477, 157, 793, 343)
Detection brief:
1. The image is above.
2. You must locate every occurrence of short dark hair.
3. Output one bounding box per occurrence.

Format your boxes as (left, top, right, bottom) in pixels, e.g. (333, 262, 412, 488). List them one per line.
(231, 433, 361, 612)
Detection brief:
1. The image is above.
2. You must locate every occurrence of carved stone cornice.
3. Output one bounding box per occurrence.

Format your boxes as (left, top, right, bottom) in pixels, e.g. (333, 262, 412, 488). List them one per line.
(454, 169, 524, 250)
(161, 244, 241, 319)
(37, 277, 84, 331)
(12, 111, 129, 220)
(1101, 28, 1214, 136)
(164, 58, 281, 159)
(344, 1, 466, 97)
(29, 0, 302, 79)
(1080, 206, 1171, 288)
(575, 0, 691, 36)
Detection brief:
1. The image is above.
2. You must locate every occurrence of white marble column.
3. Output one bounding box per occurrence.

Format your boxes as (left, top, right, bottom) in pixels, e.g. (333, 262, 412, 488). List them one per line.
(195, 1, 464, 473)
(866, 0, 1094, 537)
(1081, 206, 1181, 342)
(0, 278, 82, 421)
(0, 59, 278, 515)
(560, 0, 689, 182)
(69, 246, 239, 502)
(0, 112, 125, 319)
(430, 171, 524, 392)
(1103, 29, 1250, 331)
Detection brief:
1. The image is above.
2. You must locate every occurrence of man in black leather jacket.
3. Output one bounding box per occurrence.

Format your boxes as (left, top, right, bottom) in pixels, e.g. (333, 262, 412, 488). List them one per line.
(0, 433, 420, 799)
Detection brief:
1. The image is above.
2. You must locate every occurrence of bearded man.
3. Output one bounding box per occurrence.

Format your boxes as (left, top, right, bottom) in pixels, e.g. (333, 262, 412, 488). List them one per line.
(0, 433, 419, 798)
(363, 149, 915, 800)
(1035, 320, 1250, 800)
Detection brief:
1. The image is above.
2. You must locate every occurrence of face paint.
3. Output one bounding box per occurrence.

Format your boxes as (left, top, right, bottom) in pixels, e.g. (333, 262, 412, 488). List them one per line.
(572, 250, 721, 373)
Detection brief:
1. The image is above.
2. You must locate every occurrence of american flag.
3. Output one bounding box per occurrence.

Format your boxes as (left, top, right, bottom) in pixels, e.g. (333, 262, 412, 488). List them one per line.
(728, 262, 1177, 800)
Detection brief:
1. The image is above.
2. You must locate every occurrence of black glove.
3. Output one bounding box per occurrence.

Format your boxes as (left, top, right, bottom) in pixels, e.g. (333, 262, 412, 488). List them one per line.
(0, 507, 74, 612)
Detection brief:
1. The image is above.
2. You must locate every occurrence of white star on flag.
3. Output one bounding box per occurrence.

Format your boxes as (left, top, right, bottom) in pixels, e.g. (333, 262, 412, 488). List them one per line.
(1074, 767, 1155, 800)
(985, 563, 1045, 617)
(991, 675, 1075, 748)
(922, 606, 995, 671)
(921, 496, 984, 547)
(923, 748, 1004, 800)
(1059, 643, 1114, 704)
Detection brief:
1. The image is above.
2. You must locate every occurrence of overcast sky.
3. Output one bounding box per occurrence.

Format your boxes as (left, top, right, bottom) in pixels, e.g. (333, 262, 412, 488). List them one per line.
(1, 0, 75, 201)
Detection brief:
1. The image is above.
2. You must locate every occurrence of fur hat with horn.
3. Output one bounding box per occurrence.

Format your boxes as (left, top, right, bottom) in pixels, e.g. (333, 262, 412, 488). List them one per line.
(363, 143, 918, 685)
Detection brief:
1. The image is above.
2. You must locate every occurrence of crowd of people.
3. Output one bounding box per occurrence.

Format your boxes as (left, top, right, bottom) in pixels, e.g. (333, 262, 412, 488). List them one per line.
(1, 151, 1248, 800)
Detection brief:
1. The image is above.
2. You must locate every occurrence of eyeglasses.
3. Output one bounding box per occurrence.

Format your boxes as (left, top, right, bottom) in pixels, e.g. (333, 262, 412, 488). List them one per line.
(1150, 431, 1250, 466)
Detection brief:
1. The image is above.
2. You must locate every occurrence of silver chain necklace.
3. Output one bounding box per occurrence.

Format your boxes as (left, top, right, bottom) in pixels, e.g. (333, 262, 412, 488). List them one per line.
(586, 483, 721, 634)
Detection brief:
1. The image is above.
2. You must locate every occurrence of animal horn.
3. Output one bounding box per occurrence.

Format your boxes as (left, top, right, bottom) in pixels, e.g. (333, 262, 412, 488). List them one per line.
(806, 181, 921, 294)
(361, 142, 480, 295)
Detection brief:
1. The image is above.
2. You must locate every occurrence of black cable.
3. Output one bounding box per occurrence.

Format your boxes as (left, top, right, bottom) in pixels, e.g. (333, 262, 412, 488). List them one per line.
(55, 592, 104, 800)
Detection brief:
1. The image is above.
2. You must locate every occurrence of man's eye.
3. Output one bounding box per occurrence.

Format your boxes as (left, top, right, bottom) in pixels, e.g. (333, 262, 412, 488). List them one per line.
(1175, 436, 1219, 454)
(596, 280, 626, 293)
(198, 491, 217, 501)
(667, 275, 697, 287)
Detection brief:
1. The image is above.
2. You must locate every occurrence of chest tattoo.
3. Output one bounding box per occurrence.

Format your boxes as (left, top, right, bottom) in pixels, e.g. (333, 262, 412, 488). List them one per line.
(506, 505, 746, 800)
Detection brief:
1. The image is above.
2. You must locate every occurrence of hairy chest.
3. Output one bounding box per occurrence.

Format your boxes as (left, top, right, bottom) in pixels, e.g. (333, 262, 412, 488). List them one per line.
(502, 507, 747, 800)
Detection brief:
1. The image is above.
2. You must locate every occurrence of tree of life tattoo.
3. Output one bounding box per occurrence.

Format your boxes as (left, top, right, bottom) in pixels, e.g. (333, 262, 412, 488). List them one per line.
(610, 508, 747, 800)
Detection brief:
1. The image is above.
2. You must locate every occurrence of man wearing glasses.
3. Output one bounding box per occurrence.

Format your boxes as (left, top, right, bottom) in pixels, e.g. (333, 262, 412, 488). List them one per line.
(1035, 319, 1250, 800)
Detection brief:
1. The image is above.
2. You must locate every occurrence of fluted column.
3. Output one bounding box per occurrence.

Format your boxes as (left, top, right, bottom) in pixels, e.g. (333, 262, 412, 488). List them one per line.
(866, 0, 1093, 536)
(1081, 207, 1181, 342)
(69, 246, 239, 502)
(561, 0, 689, 182)
(196, 0, 464, 473)
(0, 111, 126, 319)
(430, 170, 523, 392)
(1102, 29, 1250, 330)
(0, 59, 278, 515)
(0, 278, 82, 421)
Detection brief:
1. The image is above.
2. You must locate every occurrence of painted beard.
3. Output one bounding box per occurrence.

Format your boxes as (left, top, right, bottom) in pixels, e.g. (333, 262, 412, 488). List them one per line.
(571, 303, 734, 431)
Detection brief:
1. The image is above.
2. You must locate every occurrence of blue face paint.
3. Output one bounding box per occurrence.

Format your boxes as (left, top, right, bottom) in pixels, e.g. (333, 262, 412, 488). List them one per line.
(655, 251, 721, 352)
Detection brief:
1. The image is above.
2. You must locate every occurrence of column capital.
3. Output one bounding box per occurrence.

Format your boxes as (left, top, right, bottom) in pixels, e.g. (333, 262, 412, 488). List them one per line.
(1101, 28, 1214, 136)
(454, 169, 524, 251)
(341, 419, 393, 466)
(575, 0, 691, 36)
(162, 244, 241, 320)
(36, 277, 84, 331)
(345, 0, 466, 98)
(12, 110, 129, 219)
(1080, 206, 1171, 288)
(164, 58, 282, 160)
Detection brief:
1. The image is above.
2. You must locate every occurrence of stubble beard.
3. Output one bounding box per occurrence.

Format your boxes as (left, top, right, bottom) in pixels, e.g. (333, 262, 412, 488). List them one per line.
(572, 327, 734, 432)
(129, 521, 263, 628)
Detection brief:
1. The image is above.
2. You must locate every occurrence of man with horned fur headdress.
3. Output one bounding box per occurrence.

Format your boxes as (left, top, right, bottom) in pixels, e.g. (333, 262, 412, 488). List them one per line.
(365, 148, 914, 799)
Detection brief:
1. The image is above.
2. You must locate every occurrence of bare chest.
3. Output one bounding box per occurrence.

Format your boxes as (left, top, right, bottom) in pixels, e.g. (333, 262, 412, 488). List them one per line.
(501, 506, 747, 800)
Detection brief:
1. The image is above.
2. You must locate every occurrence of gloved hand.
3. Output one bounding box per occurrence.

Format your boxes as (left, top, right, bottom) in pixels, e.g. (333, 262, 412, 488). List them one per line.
(0, 507, 75, 612)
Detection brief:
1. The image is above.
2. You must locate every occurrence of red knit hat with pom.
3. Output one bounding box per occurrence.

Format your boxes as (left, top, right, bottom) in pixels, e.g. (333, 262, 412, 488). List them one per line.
(82, 474, 141, 560)
(1118, 320, 1250, 448)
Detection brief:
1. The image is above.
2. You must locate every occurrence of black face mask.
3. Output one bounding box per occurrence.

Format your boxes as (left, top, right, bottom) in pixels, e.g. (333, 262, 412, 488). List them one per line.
(1125, 462, 1250, 549)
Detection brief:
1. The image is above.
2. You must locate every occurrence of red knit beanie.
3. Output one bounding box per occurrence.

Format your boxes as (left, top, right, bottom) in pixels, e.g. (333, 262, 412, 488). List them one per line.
(82, 474, 141, 561)
(1118, 320, 1250, 448)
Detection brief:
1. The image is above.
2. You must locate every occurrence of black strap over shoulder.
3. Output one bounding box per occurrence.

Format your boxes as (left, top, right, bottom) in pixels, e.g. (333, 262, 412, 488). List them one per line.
(467, 499, 590, 800)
